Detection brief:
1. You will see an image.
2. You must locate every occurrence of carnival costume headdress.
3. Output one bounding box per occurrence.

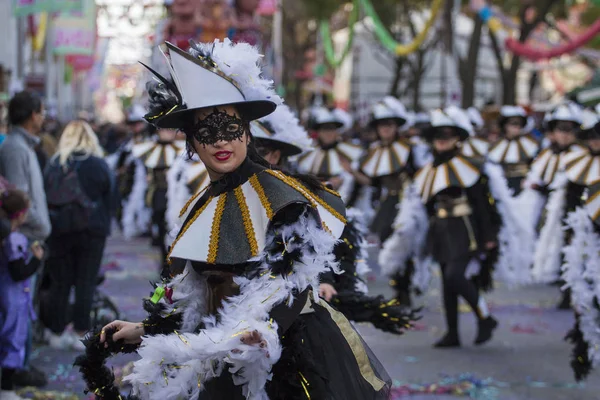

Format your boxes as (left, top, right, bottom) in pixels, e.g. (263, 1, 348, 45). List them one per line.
(498, 105, 528, 128)
(251, 104, 313, 157)
(424, 106, 472, 142)
(579, 109, 600, 140)
(143, 39, 278, 129)
(369, 96, 409, 127)
(307, 106, 345, 129)
(545, 102, 583, 130)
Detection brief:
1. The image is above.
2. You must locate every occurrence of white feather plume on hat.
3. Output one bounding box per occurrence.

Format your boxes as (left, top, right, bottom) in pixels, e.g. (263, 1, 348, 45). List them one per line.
(258, 104, 313, 152)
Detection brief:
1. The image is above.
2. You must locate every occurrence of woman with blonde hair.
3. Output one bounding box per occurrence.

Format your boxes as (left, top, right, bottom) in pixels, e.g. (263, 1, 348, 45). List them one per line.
(40, 119, 115, 350)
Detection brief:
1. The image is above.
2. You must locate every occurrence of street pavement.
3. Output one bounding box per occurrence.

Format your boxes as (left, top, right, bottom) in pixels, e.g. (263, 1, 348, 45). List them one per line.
(20, 236, 600, 400)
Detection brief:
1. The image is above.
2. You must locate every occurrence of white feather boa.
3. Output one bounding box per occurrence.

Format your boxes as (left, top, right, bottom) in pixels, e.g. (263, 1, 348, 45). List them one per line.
(122, 157, 151, 239)
(125, 212, 339, 400)
(165, 157, 191, 235)
(562, 208, 600, 368)
(531, 174, 568, 283)
(484, 163, 534, 286)
(378, 183, 431, 292)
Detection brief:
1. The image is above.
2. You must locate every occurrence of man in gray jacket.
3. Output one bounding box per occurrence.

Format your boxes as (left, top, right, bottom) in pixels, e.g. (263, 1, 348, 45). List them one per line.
(0, 91, 51, 241)
(0, 91, 50, 389)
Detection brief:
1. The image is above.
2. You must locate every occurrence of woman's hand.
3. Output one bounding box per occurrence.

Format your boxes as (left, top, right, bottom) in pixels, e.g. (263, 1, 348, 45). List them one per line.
(328, 176, 344, 191)
(100, 320, 145, 346)
(235, 330, 269, 358)
(319, 283, 338, 301)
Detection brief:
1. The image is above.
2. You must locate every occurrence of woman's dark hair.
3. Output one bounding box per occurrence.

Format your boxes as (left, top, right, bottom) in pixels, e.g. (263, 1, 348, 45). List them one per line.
(8, 91, 42, 126)
(0, 189, 30, 220)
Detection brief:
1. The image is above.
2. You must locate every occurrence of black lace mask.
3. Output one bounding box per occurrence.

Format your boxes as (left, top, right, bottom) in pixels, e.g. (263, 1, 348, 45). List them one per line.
(185, 107, 246, 146)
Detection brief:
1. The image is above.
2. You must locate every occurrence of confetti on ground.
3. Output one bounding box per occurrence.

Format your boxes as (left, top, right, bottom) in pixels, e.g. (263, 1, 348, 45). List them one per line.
(391, 374, 587, 399)
(17, 388, 79, 400)
(510, 324, 541, 334)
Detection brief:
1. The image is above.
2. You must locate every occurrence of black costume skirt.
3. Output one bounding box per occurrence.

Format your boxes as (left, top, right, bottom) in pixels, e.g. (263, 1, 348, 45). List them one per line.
(199, 301, 391, 400)
(370, 195, 400, 243)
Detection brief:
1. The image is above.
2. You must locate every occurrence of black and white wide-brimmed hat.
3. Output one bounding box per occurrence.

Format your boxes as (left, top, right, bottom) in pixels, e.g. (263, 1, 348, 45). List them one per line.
(369, 96, 408, 127)
(498, 105, 528, 128)
(424, 106, 473, 142)
(250, 104, 313, 157)
(545, 102, 583, 130)
(308, 106, 345, 130)
(143, 39, 278, 129)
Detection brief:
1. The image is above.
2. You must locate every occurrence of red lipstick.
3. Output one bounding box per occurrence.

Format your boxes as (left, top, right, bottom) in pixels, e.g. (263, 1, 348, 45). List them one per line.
(214, 151, 232, 161)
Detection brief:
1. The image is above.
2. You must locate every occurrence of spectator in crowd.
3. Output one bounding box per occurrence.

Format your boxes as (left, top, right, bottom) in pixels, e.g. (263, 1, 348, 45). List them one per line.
(41, 120, 114, 350)
(0, 91, 51, 242)
(0, 91, 50, 387)
(0, 189, 45, 400)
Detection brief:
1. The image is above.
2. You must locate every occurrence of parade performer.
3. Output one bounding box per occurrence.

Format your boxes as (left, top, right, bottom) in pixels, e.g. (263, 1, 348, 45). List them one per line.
(380, 106, 532, 347)
(344, 97, 417, 305)
(251, 105, 417, 334)
(461, 107, 489, 161)
(131, 129, 185, 275)
(486, 106, 538, 196)
(563, 176, 600, 381)
(538, 109, 600, 310)
(296, 106, 363, 202)
(105, 107, 152, 239)
(530, 103, 586, 293)
(76, 39, 391, 400)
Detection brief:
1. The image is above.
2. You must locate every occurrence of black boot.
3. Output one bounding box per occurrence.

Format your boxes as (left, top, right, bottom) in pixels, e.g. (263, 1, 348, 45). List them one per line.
(434, 333, 461, 348)
(474, 316, 498, 345)
(557, 289, 571, 310)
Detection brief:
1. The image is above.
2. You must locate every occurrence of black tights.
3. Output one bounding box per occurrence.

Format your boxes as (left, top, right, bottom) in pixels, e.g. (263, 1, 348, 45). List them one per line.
(440, 257, 483, 336)
(1, 368, 16, 390)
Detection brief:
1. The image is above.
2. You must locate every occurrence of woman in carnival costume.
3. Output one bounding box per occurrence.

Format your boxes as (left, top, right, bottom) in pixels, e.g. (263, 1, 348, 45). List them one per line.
(529, 103, 587, 296)
(296, 106, 363, 202)
(251, 104, 418, 335)
(379, 106, 532, 347)
(131, 129, 186, 276)
(345, 97, 417, 306)
(486, 106, 538, 196)
(404, 111, 432, 169)
(536, 109, 600, 311)
(105, 106, 153, 239)
(76, 39, 391, 400)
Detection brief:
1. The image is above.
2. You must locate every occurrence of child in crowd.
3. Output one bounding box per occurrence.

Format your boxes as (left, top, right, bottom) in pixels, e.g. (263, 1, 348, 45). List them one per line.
(0, 189, 45, 400)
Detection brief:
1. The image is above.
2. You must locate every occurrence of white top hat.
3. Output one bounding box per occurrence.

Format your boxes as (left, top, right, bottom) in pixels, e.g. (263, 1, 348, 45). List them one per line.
(144, 39, 278, 129)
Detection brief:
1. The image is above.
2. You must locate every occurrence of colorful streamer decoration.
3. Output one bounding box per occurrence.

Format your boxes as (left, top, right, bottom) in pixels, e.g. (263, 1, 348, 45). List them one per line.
(33, 13, 48, 52)
(320, 0, 444, 67)
(505, 19, 600, 61)
(320, 0, 359, 69)
(475, 2, 600, 61)
(360, 0, 444, 56)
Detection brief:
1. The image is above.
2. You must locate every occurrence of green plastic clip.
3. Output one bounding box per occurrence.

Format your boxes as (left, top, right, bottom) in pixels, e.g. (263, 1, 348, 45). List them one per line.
(150, 286, 166, 304)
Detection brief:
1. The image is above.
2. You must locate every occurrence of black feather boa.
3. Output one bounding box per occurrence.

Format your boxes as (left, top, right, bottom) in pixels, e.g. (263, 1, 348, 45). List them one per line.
(565, 315, 593, 381)
(74, 326, 140, 400)
(332, 293, 421, 335)
(75, 296, 184, 398)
